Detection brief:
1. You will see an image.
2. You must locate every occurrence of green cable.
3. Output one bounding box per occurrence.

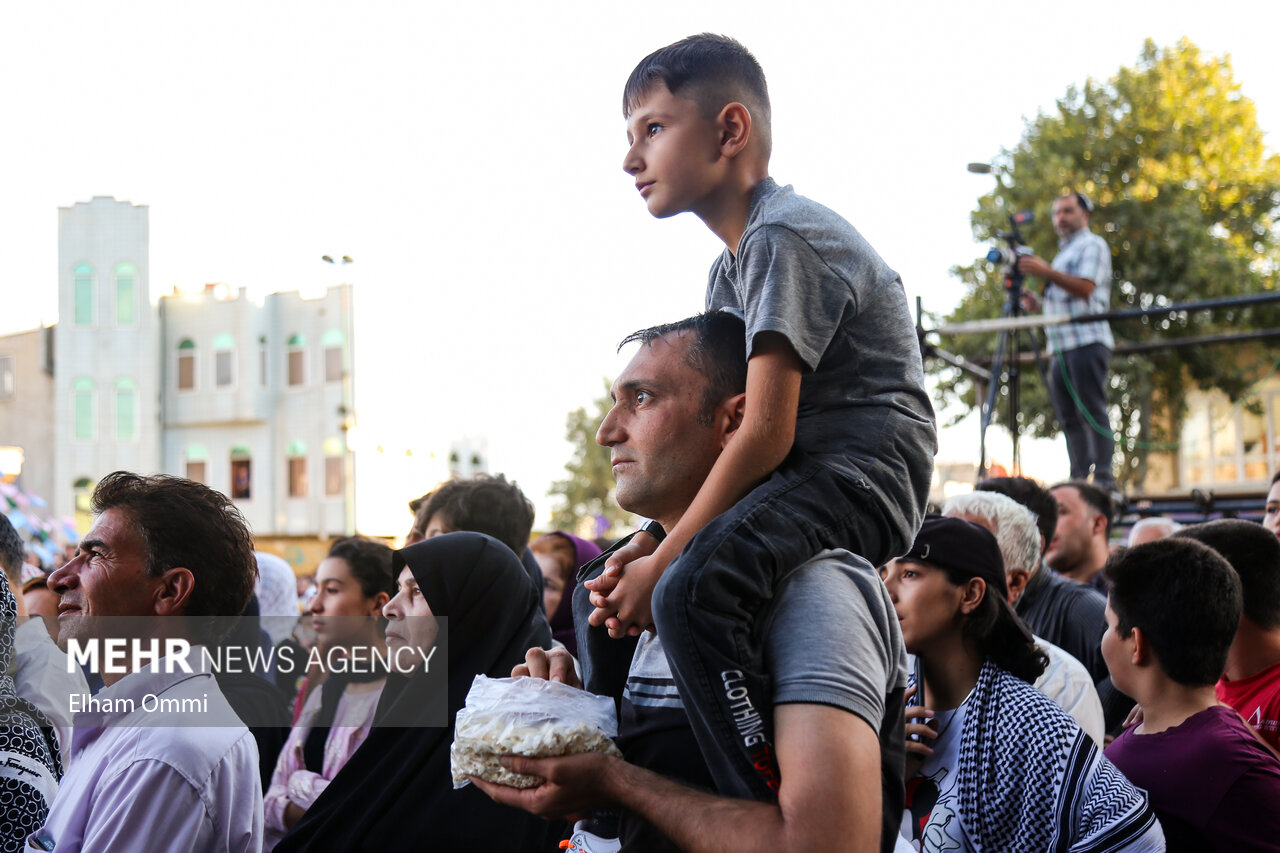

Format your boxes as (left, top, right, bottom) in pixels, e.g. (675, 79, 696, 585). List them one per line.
(1044, 324, 1280, 452)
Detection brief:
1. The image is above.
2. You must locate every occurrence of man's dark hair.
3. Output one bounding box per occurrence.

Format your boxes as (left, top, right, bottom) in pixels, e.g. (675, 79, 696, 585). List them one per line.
(623, 33, 772, 157)
(92, 471, 257, 645)
(1175, 519, 1280, 629)
(619, 311, 748, 426)
(416, 473, 535, 557)
(0, 514, 24, 584)
(327, 536, 396, 601)
(1052, 480, 1114, 536)
(975, 476, 1057, 556)
(1103, 538, 1242, 686)
(407, 492, 431, 515)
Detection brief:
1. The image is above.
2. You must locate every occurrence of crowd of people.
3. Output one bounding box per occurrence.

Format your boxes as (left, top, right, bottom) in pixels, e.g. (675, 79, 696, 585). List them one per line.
(3, 31, 1280, 853)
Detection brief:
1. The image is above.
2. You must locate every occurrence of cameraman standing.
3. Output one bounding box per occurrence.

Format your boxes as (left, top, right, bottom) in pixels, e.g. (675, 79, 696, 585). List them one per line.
(1018, 192, 1116, 494)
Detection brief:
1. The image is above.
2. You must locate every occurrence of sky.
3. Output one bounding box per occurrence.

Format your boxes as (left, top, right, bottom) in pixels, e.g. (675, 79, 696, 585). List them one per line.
(4, 1, 1279, 534)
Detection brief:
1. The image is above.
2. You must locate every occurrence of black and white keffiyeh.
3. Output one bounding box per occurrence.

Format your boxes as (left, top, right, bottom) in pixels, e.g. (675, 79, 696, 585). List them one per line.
(956, 661, 1161, 852)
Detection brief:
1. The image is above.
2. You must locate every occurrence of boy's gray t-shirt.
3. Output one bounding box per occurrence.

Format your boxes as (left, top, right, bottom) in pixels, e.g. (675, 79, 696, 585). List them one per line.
(705, 177, 936, 536)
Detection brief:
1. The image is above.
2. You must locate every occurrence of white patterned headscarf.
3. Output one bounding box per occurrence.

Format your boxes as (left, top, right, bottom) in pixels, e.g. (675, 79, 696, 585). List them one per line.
(1, 578, 62, 851)
(255, 551, 300, 647)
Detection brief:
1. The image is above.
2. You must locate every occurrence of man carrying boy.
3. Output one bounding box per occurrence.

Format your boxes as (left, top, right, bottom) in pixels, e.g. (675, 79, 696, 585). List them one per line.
(589, 32, 935, 801)
(1102, 537, 1280, 849)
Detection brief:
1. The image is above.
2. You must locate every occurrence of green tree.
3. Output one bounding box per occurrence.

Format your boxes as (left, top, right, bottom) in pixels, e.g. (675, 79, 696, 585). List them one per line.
(549, 380, 635, 538)
(936, 38, 1280, 489)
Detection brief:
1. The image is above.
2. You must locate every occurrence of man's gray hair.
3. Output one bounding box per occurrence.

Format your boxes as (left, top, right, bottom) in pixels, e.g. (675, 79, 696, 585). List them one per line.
(943, 490, 1040, 576)
(1127, 516, 1182, 547)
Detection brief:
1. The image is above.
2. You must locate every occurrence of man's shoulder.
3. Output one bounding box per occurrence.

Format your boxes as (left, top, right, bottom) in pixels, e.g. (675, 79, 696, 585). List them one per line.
(1041, 568, 1107, 610)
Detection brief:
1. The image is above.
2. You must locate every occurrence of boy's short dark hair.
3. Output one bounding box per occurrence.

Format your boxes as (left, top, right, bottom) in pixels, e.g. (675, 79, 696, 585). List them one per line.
(624, 33, 772, 157)
(620, 311, 748, 425)
(1052, 480, 1114, 535)
(92, 470, 257, 645)
(975, 476, 1057, 555)
(1175, 519, 1280, 629)
(416, 473, 535, 557)
(327, 536, 396, 601)
(1103, 538, 1242, 686)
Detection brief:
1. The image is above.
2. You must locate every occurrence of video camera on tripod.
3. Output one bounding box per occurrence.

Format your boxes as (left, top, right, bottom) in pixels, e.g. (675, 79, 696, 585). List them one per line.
(985, 210, 1036, 286)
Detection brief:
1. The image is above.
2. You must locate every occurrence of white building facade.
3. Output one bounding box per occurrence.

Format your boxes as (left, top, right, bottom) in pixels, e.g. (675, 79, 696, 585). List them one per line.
(51, 196, 355, 538)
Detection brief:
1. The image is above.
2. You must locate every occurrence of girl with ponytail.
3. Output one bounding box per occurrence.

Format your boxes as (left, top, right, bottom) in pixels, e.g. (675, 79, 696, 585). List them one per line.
(882, 517, 1164, 852)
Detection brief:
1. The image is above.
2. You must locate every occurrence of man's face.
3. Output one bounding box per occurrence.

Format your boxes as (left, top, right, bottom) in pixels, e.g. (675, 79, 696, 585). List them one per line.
(46, 508, 163, 651)
(1046, 486, 1101, 573)
(1263, 480, 1280, 539)
(622, 83, 725, 220)
(1052, 195, 1088, 238)
(597, 332, 725, 523)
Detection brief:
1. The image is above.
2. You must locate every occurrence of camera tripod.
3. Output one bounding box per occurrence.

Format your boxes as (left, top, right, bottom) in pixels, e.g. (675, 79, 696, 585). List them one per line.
(978, 225, 1052, 478)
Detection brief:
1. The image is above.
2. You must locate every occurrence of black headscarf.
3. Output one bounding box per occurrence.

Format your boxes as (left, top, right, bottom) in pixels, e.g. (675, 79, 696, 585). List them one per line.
(275, 532, 561, 852)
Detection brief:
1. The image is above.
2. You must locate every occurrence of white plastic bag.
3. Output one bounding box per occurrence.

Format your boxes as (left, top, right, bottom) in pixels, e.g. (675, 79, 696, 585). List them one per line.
(450, 674, 621, 789)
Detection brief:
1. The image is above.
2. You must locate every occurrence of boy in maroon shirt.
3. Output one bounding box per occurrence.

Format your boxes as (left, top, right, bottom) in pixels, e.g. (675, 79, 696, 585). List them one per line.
(1103, 537, 1280, 851)
(1172, 518, 1280, 752)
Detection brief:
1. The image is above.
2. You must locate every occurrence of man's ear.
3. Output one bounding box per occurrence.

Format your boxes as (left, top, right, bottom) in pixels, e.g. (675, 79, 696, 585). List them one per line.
(1005, 568, 1030, 605)
(717, 392, 747, 448)
(1091, 512, 1108, 538)
(154, 567, 196, 617)
(717, 102, 752, 159)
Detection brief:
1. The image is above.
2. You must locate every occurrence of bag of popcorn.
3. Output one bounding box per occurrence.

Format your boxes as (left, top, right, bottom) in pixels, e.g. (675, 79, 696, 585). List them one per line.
(450, 674, 622, 789)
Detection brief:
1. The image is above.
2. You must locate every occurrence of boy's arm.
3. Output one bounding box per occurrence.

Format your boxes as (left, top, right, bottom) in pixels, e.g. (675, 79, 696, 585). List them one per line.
(591, 331, 802, 635)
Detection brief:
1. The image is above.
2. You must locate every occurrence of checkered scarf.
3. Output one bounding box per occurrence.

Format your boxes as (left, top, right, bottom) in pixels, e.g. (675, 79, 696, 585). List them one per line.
(956, 661, 1159, 852)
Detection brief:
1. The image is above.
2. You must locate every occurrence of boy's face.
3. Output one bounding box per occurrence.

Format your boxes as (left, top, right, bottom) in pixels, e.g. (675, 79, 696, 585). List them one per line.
(623, 83, 725, 220)
(1101, 600, 1137, 697)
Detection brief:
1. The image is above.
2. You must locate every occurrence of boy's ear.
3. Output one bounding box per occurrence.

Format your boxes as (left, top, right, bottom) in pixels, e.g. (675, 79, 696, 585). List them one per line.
(1129, 626, 1151, 667)
(716, 102, 753, 159)
(717, 392, 747, 448)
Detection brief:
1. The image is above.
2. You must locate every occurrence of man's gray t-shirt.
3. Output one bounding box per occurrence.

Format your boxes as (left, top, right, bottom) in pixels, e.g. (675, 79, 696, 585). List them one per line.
(619, 549, 907, 852)
(705, 178, 936, 546)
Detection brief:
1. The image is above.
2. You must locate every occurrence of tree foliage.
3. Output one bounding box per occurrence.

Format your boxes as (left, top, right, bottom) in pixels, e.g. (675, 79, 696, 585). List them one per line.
(936, 39, 1280, 489)
(548, 380, 635, 538)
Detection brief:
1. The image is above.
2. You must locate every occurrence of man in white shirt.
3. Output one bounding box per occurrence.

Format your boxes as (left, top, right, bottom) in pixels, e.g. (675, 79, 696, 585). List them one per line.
(30, 471, 263, 853)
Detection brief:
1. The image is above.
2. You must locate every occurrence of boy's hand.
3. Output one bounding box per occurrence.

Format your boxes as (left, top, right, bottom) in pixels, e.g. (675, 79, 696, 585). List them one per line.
(584, 529, 662, 634)
(593, 554, 666, 638)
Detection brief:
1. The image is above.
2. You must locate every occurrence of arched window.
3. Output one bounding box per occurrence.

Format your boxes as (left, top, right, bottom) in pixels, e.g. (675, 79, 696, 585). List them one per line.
(115, 378, 137, 441)
(213, 333, 235, 388)
(73, 378, 96, 440)
(323, 436, 345, 496)
(287, 334, 306, 387)
(287, 440, 308, 498)
(185, 443, 208, 484)
(177, 339, 196, 390)
(73, 264, 94, 325)
(115, 262, 137, 326)
(322, 329, 345, 383)
(230, 445, 252, 500)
